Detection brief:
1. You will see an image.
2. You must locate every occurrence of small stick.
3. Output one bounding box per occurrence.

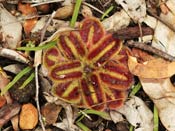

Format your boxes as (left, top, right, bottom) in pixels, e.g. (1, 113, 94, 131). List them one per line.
(113, 26, 154, 40)
(126, 41, 175, 61)
(34, 11, 55, 131)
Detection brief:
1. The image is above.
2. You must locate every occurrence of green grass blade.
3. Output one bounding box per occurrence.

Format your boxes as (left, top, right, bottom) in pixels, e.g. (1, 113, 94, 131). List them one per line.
(70, 0, 82, 27)
(82, 109, 110, 119)
(101, 5, 114, 20)
(129, 82, 142, 96)
(1, 66, 32, 95)
(76, 121, 91, 131)
(129, 125, 134, 131)
(17, 41, 57, 51)
(19, 72, 35, 89)
(154, 105, 159, 131)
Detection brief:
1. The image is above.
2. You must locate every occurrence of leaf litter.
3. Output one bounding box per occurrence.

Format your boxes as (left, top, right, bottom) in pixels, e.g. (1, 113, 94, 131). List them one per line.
(0, 0, 175, 131)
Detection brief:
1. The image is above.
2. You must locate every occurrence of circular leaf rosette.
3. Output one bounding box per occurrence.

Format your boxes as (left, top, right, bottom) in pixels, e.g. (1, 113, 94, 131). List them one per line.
(43, 17, 133, 111)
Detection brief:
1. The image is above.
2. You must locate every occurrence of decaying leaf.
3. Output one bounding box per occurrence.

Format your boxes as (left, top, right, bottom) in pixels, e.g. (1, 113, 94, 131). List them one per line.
(41, 103, 62, 125)
(19, 103, 38, 130)
(128, 56, 175, 79)
(115, 0, 146, 22)
(53, 104, 81, 131)
(0, 4, 22, 49)
(110, 96, 153, 131)
(18, 2, 38, 36)
(140, 78, 175, 131)
(43, 17, 133, 111)
(102, 9, 130, 32)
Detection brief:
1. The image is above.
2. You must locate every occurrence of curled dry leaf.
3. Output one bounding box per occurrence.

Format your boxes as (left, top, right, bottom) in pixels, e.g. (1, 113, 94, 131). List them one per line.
(18, 2, 38, 36)
(102, 9, 130, 32)
(0, 4, 22, 49)
(111, 96, 153, 131)
(54, 4, 74, 19)
(140, 78, 175, 131)
(19, 103, 38, 130)
(128, 56, 175, 79)
(115, 0, 146, 22)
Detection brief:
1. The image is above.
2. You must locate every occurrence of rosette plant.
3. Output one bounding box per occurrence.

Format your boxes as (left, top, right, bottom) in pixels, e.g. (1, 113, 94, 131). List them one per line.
(43, 17, 133, 111)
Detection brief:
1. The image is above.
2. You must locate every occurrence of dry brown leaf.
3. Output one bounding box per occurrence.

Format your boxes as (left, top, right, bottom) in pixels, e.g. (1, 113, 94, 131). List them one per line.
(19, 103, 38, 130)
(41, 103, 62, 125)
(128, 56, 175, 78)
(18, 2, 38, 36)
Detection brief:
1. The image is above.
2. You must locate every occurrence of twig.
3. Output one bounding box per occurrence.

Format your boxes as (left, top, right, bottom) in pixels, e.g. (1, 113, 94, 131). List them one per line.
(22, 0, 64, 7)
(126, 41, 175, 61)
(147, 10, 175, 32)
(82, 2, 106, 15)
(34, 11, 55, 131)
(113, 26, 154, 40)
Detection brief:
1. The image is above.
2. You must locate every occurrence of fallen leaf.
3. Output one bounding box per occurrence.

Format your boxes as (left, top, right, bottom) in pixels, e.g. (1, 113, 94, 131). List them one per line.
(140, 78, 175, 131)
(128, 56, 175, 78)
(102, 9, 130, 32)
(115, 0, 146, 22)
(111, 96, 153, 131)
(0, 4, 22, 49)
(18, 2, 38, 36)
(41, 103, 62, 125)
(19, 103, 38, 130)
